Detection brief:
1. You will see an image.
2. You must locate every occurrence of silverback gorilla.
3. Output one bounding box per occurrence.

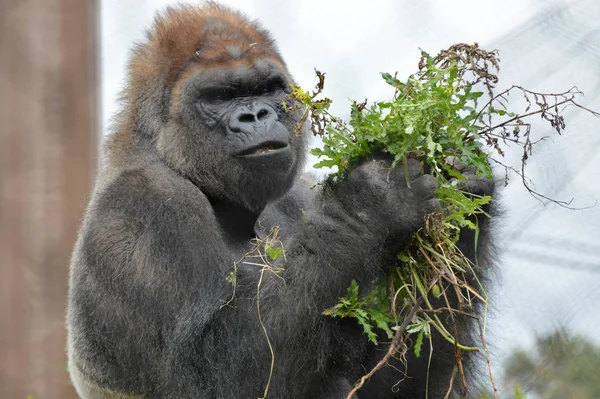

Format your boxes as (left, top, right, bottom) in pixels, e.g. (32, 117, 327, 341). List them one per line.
(67, 3, 495, 398)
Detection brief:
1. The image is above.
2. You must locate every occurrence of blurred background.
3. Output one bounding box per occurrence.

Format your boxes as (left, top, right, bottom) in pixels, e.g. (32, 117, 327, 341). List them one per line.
(1, 0, 598, 397)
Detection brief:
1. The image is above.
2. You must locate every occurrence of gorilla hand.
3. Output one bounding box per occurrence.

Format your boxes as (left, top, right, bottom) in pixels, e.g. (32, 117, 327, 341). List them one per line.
(331, 156, 439, 253)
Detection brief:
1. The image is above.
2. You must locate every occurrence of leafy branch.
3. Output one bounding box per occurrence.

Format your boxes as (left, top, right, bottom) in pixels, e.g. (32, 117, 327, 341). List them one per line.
(288, 42, 599, 398)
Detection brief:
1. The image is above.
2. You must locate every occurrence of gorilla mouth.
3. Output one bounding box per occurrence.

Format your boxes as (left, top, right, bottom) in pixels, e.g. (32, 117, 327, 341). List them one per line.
(236, 141, 289, 157)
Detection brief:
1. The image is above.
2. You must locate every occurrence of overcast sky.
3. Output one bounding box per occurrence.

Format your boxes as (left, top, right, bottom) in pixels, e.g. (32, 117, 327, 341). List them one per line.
(101, 0, 600, 374)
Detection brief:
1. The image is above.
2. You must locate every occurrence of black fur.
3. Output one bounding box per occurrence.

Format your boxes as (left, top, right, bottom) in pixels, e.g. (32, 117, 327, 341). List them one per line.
(67, 4, 495, 398)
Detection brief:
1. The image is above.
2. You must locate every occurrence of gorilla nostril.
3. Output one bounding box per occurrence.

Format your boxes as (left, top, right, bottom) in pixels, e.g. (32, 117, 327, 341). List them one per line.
(257, 108, 270, 121)
(238, 113, 255, 123)
(230, 103, 276, 132)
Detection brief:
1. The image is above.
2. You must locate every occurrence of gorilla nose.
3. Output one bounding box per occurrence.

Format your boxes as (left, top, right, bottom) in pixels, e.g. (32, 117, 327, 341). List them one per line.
(229, 102, 277, 133)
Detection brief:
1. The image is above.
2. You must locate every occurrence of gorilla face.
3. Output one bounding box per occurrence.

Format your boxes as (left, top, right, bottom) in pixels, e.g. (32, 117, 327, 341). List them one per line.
(158, 55, 307, 213)
(192, 62, 294, 162)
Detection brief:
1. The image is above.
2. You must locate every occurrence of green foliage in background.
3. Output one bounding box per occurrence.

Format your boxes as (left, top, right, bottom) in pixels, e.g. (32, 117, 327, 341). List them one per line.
(504, 329, 600, 399)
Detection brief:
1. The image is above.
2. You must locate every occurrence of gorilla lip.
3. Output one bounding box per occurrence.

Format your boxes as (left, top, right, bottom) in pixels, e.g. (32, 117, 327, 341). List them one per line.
(236, 141, 289, 157)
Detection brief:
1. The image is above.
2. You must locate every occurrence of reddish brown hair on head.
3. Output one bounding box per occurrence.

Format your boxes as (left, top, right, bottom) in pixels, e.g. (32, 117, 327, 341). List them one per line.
(133, 3, 286, 90)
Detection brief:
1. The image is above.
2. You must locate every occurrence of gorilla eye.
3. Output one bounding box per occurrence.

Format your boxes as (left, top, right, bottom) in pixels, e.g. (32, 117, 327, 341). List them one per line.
(200, 87, 236, 102)
(265, 76, 288, 93)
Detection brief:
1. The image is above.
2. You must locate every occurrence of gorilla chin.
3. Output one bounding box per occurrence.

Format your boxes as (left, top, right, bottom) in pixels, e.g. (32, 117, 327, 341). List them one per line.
(236, 141, 293, 163)
(232, 143, 298, 215)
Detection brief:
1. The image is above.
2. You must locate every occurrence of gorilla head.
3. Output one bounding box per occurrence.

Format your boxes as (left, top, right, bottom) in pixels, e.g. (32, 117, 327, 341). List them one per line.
(123, 4, 308, 213)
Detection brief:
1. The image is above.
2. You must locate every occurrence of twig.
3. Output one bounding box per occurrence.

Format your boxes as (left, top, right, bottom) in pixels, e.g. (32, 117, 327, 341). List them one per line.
(477, 317, 498, 399)
(345, 300, 422, 399)
(479, 97, 574, 136)
(443, 365, 458, 399)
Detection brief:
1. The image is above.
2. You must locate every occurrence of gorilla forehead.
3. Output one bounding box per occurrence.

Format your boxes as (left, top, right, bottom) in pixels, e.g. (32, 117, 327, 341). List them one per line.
(225, 45, 243, 58)
(182, 58, 290, 92)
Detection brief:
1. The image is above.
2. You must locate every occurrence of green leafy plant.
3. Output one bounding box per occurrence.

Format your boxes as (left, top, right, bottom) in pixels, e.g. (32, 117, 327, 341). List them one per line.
(289, 43, 598, 398)
(323, 280, 394, 344)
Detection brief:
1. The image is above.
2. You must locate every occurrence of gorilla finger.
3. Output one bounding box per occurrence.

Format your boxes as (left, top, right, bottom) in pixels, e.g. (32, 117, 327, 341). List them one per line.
(411, 174, 437, 200)
(457, 175, 495, 197)
(405, 158, 424, 180)
(368, 151, 395, 164)
(423, 197, 441, 214)
(351, 159, 388, 185)
(444, 156, 477, 175)
(387, 157, 424, 186)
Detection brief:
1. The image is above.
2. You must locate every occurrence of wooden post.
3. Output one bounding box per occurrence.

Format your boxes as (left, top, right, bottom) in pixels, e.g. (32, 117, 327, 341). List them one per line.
(0, 1, 98, 397)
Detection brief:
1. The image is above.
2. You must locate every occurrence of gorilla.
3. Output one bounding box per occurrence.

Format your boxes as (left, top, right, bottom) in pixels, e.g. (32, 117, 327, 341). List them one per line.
(67, 3, 495, 398)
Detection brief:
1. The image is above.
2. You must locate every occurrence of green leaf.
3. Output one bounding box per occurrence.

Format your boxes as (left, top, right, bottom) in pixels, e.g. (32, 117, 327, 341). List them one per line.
(345, 280, 358, 301)
(226, 271, 236, 285)
(425, 134, 442, 158)
(432, 284, 442, 299)
(414, 329, 425, 358)
(360, 320, 378, 344)
(265, 246, 282, 261)
(313, 159, 338, 169)
(513, 385, 527, 399)
(381, 72, 403, 88)
(398, 253, 412, 263)
(442, 164, 467, 181)
(370, 309, 395, 338)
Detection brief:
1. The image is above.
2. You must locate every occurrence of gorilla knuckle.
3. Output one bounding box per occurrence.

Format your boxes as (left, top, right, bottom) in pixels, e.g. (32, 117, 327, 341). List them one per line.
(458, 175, 495, 197)
(405, 157, 423, 176)
(412, 174, 438, 199)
